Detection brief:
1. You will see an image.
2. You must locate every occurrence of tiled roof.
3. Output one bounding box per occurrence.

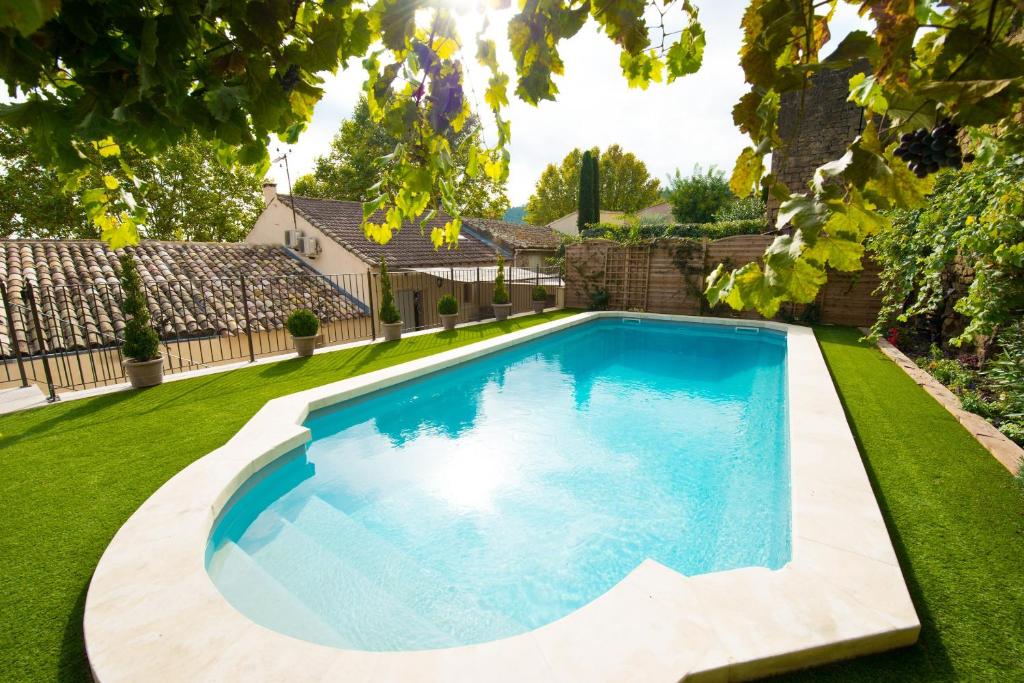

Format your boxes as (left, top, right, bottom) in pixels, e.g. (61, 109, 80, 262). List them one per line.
(281, 195, 499, 268)
(461, 217, 561, 250)
(0, 240, 366, 355)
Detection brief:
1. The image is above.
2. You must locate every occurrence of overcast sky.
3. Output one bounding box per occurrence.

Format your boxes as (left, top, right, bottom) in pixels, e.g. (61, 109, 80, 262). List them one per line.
(266, 2, 871, 207)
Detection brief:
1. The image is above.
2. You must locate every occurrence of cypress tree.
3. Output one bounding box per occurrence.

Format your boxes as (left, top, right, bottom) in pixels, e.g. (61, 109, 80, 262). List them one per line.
(577, 149, 595, 230)
(590, 150, 600, 220)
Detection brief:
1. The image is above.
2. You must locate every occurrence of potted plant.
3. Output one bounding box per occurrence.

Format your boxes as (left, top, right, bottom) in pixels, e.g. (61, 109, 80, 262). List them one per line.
(492, 254, 512, 321)
(531, 285, 547, 314)
(438, 294, 458, 331)
(286, 309, 319, 357)
(379, 257, 403, 341)
(119, 253, 164, 388)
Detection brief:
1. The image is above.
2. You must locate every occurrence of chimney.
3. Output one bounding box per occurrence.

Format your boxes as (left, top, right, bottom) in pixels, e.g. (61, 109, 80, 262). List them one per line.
(262, 181, 277, 206)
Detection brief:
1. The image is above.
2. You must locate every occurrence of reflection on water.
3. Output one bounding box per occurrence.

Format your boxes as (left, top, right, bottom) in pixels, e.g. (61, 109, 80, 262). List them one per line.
(207, 318, 790, 651)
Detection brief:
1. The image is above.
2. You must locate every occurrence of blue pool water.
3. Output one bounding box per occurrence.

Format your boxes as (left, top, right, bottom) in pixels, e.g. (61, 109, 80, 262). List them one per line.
(206, 318, 790, 651)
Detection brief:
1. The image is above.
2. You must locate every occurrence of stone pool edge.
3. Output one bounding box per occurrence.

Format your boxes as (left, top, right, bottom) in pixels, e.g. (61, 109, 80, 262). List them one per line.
(83, 312, 920, 683)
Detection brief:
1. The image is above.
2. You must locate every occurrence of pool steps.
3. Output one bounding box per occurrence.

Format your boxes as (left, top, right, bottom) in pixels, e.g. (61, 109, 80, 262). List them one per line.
(213, 494, 526, 650)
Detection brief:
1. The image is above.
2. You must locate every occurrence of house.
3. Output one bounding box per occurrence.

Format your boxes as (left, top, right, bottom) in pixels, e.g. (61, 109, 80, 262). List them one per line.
(636, 201, 673, 221)
(248, 184, 499, 273)
(547, 201, 675, 236)
(548, 209, 628, 236)
(247, 185, 558, 331)
(460, 217, 561, 269)
(0, 238, 369, 390)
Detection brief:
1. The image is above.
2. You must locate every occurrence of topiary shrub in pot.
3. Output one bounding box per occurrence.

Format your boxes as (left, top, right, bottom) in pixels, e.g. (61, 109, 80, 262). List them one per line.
(531, 285, 547, 314)
(119, 253, 164, 388)
(492, 255, 512, 322)
(286, 309, 319, 357)
(378, 257, 403, 341)
(437, 294, 459, 331)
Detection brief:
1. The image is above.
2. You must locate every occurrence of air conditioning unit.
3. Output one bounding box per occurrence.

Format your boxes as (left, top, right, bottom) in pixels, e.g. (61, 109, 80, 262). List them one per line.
(302, 236, 321, 258)
(284, 229, 304, 248)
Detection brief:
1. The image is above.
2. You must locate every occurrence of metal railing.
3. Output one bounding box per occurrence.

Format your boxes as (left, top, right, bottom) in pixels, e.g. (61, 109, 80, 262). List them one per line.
(1, 266, 563, 397)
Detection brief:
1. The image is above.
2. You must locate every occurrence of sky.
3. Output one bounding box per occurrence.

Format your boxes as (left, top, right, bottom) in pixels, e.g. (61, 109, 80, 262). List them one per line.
(266, 2, 871, 208)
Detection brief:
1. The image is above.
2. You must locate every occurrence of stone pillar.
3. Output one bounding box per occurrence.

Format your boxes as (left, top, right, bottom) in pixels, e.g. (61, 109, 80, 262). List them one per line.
(768, 65, 867, 223)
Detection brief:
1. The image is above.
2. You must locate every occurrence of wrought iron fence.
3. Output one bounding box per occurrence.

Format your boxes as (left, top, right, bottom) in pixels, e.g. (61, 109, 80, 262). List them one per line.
(1, 265, 563, 399)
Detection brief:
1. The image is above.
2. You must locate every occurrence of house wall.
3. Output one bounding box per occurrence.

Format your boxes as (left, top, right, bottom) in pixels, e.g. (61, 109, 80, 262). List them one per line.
(549, 210, 625, 236)
(636, 202, 672, 220)
(246, 198, 369, 275)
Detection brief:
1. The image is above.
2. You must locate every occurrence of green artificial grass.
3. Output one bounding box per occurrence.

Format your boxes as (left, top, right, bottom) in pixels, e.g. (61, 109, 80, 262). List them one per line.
(0, 319, 1021, 681)
(772, 327, 1024, 682)
(0, 311, 576, 682)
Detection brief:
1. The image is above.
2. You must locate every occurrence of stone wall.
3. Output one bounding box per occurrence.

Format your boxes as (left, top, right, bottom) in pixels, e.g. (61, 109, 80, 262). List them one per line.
(768, 65, 867, 221)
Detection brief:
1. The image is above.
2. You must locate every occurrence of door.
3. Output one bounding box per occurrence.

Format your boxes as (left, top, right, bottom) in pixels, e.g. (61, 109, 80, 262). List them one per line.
(396, 290, 416, 331)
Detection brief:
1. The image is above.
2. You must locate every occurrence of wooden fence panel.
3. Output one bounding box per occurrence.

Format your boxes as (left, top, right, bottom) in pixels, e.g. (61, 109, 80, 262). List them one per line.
(566, 236, 883, 327)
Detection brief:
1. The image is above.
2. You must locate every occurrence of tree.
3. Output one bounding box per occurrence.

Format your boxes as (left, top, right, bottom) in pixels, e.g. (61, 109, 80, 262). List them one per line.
(526, 145, 660, 225)
(0, 126, 262, 241)
(597, 144, 660, 213)
(0, 125, 94, 239)
(706, 2, 1024, 329)
(292, 98, 509, 218)
(0, 1, 703, 248)
(118, 253, 160, 362)
(134, 133, 264, 242)
(666, 166, 735, 224)
(2, 0, 1023, 339)
(577, 150, 597, 229)
(525, 148, 586, 225)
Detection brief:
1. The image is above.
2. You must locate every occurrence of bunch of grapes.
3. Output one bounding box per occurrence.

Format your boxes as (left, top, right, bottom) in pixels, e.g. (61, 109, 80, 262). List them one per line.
(894, 120, 973, 178)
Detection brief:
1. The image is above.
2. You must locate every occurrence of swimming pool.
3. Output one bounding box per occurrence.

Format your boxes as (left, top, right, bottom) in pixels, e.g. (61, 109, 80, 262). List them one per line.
(86, 312, 919, 682)
(206, 318, 790, 651)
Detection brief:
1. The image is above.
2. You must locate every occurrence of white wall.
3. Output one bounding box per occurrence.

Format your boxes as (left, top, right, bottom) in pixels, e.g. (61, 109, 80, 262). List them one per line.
(246, 198, 369, 275)
(548, 209, 626, 236)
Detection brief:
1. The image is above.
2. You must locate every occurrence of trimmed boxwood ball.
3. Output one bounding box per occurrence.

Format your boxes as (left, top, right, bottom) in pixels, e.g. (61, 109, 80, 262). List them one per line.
(437, 294, 458, 315)
(286, 309, 320, 337)
(531, 285, 547, 301)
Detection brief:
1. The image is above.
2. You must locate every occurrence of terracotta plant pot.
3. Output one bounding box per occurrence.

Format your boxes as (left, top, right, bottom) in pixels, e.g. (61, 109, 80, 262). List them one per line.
(382, 321, 403, 341)
(292, 334, 317, 357)
(531, 300, 546, 314)
(440, 313, 458, 331)
(493, 303, 512, 321)
(123, 356, 164, 389)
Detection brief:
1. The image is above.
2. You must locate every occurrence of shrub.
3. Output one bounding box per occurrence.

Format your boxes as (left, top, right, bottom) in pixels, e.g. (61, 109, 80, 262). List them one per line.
(437, 294, 458, 315)
(532, 285, 548, 301)
(663, 219, 767, 239)
(118, 253, 160, 362)
(916, 345, 975, 392)
(713, 195, 766, 222)
(285, 309, 319, 337)
(665, 165, 734, 224)
(378, 258, 401, 324)
(493, 255, 510, 305)
(589, 288, 610, 310)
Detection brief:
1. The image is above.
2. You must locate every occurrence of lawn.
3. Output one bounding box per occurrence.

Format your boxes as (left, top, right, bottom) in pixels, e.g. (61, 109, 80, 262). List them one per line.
(0, 311, 576, 682)
(774, 327, 1024, 682)
(0, 318, 1021, 682)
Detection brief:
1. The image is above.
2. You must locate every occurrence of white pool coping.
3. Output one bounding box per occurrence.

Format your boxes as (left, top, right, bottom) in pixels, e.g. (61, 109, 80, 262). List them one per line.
(84, 312, 919, 682)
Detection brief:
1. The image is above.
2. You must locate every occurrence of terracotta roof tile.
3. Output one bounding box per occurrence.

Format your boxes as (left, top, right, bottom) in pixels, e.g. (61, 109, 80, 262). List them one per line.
(281, 195, 499, 268)
(1, 239, 367, 355)
(461, 217, 561, 250)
